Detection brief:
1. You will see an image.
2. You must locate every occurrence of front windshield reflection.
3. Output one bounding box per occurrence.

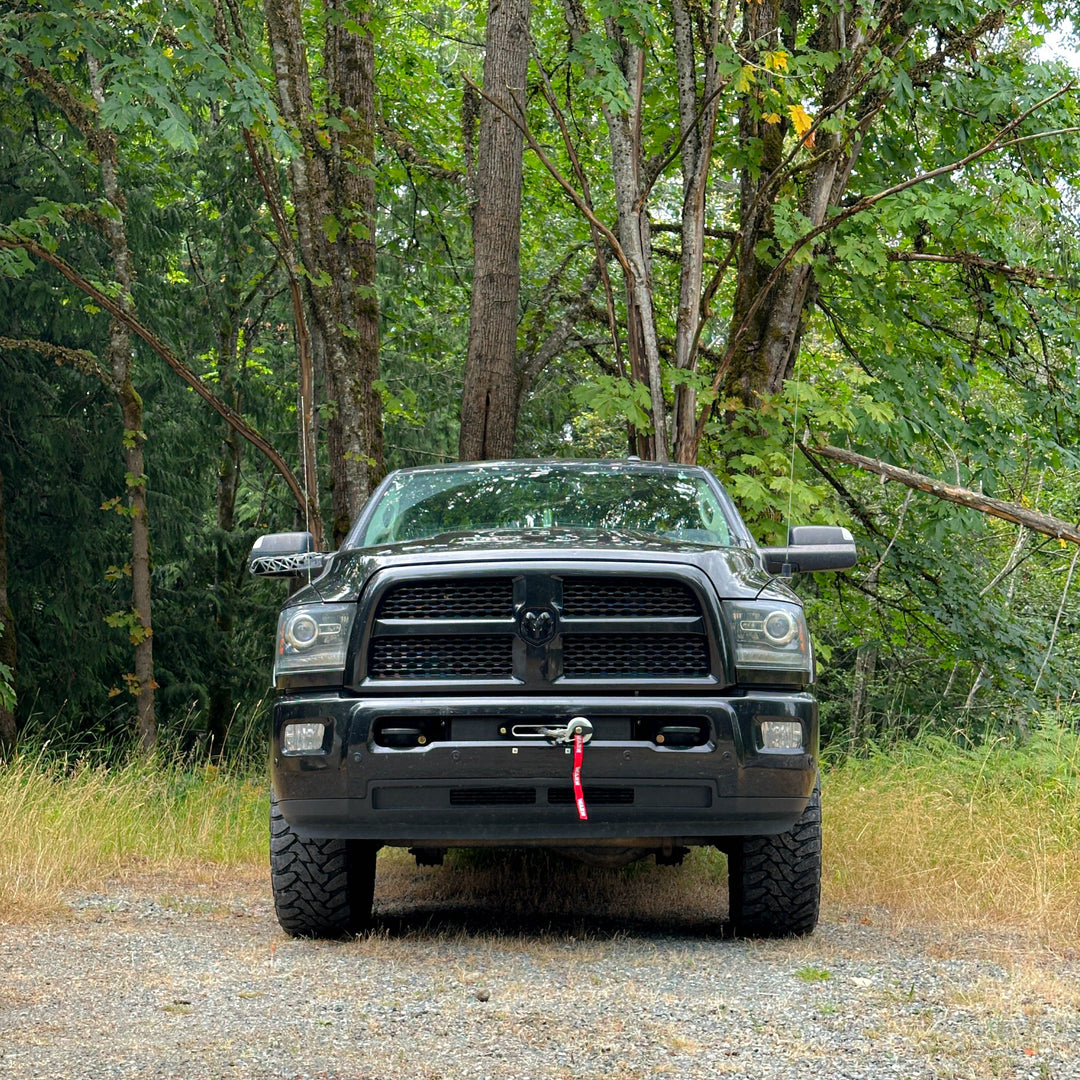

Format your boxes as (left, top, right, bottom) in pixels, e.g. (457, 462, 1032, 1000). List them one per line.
(356, 466, 734, 548)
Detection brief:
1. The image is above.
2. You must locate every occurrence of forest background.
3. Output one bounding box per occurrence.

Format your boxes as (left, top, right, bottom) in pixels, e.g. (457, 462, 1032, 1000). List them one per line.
(1, 0, 1079, 759)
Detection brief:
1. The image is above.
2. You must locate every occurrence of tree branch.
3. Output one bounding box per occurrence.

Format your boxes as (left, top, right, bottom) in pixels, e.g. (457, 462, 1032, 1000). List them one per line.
(808, 442, 1080, 545)
(695, 82, 1078, 446)
(0, 336, 105, 382)
(886, 249, 1056, 284)
(0, 234, 310, 522)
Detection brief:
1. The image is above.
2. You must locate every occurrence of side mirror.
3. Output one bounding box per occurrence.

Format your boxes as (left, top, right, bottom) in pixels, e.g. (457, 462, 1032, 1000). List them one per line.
(248, 532, 328, 577)
(759, 525, 858, 575)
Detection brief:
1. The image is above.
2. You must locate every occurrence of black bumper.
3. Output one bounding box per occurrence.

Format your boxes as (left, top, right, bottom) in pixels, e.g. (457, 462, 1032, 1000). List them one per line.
(271, 692, 819, 846)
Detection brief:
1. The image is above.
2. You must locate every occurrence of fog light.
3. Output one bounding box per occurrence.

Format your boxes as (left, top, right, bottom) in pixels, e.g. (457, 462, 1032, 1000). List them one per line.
(759, 720, 803, 750)
(282, 722, 326, 753)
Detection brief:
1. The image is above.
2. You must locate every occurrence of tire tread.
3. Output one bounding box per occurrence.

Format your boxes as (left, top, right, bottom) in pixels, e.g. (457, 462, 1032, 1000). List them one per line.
(269, 793, 376, 938)
(728, 780, 821, 938)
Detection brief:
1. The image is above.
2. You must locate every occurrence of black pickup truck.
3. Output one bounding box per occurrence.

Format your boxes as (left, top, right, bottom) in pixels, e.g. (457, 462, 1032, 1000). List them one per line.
(250, 459, 856, 938)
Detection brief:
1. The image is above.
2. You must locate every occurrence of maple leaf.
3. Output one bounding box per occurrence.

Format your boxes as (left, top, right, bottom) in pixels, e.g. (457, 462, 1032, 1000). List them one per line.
(788, 103, 816, 147)
(788, 103, 813, 136)
(764, 50, 789, 72)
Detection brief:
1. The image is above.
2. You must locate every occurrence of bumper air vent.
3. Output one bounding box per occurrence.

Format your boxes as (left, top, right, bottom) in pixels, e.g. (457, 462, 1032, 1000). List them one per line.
(548, 787, 635, 805)
(450, 787, 537, 806)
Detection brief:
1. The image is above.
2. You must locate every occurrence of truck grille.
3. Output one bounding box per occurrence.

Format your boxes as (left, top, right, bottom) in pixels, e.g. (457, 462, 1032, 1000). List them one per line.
(365, 571, 715, 686)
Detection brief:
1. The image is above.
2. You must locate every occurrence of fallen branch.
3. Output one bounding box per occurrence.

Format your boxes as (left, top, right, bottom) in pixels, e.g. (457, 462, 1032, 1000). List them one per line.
(808, 443, 1080, 544)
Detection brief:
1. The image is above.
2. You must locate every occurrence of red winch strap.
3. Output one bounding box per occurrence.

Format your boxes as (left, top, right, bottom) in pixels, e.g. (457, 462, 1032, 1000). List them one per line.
(573, 732, 588, 821)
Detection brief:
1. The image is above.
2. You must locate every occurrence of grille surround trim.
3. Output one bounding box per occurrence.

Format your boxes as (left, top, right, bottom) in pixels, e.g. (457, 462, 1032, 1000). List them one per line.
(358, 565, 722, 688)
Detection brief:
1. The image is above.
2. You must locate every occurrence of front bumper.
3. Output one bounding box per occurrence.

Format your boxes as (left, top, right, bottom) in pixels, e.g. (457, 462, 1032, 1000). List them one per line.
(271, 692, 819, 846)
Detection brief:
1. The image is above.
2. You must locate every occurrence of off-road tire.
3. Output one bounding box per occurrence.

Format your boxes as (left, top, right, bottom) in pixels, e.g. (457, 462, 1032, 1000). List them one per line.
(270, 792, 378, 938)
(727, 779, 821, 938)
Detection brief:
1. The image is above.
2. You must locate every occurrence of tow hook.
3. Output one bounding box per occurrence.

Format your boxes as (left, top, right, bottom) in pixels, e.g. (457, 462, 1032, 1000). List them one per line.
(508, 717, 592, 821)
(509, 716, 594, 745)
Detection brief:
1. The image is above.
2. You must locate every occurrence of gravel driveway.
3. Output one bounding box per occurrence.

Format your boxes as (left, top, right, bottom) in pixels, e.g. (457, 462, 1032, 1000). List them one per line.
(2, 855, 1078, 1080)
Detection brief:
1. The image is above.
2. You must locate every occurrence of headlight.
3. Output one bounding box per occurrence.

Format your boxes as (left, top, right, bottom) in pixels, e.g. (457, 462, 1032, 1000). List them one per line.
(723, 600, 812, 684)
(274, 603, 356, 683)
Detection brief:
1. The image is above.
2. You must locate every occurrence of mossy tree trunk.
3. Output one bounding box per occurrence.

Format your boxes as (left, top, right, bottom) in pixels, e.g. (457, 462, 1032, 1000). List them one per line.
(0, 463, 16, 752)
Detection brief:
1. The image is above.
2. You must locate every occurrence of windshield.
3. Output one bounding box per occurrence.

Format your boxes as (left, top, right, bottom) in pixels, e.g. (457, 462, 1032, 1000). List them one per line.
(353, 464, 735, 547)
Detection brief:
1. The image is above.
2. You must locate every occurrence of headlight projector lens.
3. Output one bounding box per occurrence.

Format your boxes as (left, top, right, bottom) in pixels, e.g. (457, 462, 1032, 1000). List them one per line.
(763, 610, 798, 646)
(285, 612, 320, 650)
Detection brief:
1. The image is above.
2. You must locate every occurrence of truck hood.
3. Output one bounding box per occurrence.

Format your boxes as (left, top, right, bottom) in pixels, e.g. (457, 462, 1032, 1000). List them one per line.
(287, 527, 799, 607)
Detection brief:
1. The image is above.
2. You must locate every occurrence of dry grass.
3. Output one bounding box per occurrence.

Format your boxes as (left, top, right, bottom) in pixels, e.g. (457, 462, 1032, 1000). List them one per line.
(0, 751, 267, 920)
(823, 719, 1080, 942)
(372, 845, 730, 933)
(3, 716, 1079, 943)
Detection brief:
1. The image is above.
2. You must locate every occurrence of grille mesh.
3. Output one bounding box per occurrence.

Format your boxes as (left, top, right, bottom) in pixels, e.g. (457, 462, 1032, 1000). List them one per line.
(378, 579, 514, 619)
(562, 634, 709, 678)
(450, 787, 537, 806)
(369, 636, 513, 679)
(548, 787, 634, 805)
(562, 577, 700, 618)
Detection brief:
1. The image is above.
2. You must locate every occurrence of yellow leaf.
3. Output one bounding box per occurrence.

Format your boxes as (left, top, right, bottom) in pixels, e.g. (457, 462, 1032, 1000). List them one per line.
(788, 103, 813, 137)
(763, 112, 781, 124)
(764, 50, 789, 72)
(735, 65, 755, 94)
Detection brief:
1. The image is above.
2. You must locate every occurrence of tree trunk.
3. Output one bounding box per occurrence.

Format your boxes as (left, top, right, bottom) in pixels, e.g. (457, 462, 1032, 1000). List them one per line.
(725, 0, 790, 407)
(87, 54, 156, 751)
(459, 0, 531, 461)
(208, 318, 243, 750)
(606, 42, 667, 462)
(266, 0, 384, 540)
(561, 0, 667, 459)
(117, 380, 156, 753)
(0, 463, 16, 752)
(697, 3, 919, 452)
(670, 0, 724, 465)
(849, 644, 877, 746)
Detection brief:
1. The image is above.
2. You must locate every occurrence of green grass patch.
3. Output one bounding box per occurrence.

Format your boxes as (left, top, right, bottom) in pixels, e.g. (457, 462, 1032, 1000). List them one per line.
(823, 716, 1080, 940)
(0, 750, 267, 919)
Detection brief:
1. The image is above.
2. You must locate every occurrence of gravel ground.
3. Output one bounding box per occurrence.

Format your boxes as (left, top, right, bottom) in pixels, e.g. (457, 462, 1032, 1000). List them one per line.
(2, 860, 1079, 1080)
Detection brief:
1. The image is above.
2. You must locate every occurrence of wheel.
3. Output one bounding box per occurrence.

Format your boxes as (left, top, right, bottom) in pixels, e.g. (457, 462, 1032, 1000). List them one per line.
(269, 791, 378, 938)
(727, 778, 821, 938)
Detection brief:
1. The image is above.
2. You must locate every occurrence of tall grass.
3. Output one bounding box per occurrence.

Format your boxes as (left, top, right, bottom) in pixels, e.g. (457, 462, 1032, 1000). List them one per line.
(3, 715, 1078, 938)
(824, 716, 1080, 940)
(0, 750, 267, 919)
